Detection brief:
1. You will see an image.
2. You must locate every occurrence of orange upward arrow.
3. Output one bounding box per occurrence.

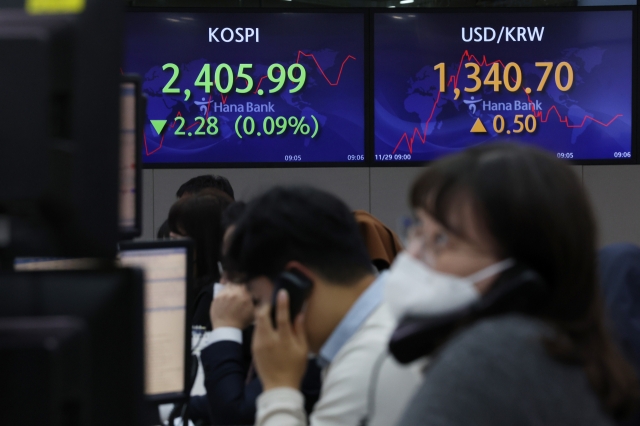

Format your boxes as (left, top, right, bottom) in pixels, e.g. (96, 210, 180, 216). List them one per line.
(470, 118, 487, 133)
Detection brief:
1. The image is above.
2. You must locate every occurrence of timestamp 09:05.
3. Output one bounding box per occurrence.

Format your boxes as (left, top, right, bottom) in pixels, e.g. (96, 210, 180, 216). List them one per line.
(376, 154, 412, 161)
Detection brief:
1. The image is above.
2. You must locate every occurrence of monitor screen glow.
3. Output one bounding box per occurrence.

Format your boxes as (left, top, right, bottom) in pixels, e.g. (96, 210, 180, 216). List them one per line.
(124, 11, 366, 166)
(119, 82, 138, 232)
(119, 247, 187, 397)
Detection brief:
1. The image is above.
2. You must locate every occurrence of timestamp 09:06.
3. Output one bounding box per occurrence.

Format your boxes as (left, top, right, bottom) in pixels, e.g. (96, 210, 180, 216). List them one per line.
(376, 154, 412, 161)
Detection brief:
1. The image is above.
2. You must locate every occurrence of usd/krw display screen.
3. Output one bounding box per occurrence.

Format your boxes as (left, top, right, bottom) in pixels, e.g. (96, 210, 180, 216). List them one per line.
(124, 12, 365, 166)
(374, 10, 634, 162)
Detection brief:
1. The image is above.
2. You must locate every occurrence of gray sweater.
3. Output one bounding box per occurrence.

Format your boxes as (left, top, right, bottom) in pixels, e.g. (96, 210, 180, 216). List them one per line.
(399, 315, 614, 426)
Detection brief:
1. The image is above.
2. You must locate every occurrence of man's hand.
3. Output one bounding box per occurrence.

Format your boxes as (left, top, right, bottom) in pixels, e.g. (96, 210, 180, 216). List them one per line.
(210, 284, 255, 330)
(252, 290, 309, 391)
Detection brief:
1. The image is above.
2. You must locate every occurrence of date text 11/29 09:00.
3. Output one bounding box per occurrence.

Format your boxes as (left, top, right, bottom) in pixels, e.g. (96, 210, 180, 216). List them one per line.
(376, 154, 412, 161)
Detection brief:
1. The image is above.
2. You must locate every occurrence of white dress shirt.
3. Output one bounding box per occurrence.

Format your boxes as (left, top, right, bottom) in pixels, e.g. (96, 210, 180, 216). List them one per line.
(256, 275, 422, 426)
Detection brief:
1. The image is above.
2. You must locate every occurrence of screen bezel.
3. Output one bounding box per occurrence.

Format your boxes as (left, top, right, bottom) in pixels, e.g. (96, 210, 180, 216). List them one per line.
(119, 75, 144, 238)
(125, 7, 371, 169)
(370, 5, 638, 167)
(118, 239, 195, 404)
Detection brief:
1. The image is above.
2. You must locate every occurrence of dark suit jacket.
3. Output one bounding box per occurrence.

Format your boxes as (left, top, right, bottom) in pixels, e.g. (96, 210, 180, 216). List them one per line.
(192, 284, 215, 331)
(189, 335, 321, 425)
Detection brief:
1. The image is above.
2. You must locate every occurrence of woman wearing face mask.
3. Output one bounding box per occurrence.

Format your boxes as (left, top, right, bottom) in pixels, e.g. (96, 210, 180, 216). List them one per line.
(385, 143, 639, 426)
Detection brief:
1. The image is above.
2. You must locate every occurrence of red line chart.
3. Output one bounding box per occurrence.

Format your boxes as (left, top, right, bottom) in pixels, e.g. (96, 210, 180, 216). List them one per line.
(144, 51, 356, 156)
(252, 52, 356, 96)
(222, 51, 356, 104)
(392, 50, 623, 154)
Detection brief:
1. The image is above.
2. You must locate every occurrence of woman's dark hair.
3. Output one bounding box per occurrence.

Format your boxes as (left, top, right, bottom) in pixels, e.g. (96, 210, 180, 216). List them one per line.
(221, 201, 246, 233)
(176, 174, 235, 200)
(156, 219, 170, 240)
(410, 143, 638, 419)
(168, 189, 233, 289)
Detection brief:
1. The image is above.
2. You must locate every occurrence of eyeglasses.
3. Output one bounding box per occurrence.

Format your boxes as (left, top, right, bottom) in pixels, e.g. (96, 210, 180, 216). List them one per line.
(399, 215, 451, 266)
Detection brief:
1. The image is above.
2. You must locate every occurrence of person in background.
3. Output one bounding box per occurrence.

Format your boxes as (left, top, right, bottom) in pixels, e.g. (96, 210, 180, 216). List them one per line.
(224, 186, 422, 426)
(177, 174, 235, 200)
(189, 201, 321, 425)
(156, 220, 171, 240)
(187, 201, 248, 424)
(157, 174, 235, 240)
(386, 143, 639, 426)
(219, 201, 247, 283)
(599, 243, 640, 426)
(168, 189, 233, 329)
(353, 210, 403, 272)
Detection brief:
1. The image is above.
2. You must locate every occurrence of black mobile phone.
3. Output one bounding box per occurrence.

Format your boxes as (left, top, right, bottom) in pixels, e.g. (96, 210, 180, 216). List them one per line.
(270, 269, 313, 328)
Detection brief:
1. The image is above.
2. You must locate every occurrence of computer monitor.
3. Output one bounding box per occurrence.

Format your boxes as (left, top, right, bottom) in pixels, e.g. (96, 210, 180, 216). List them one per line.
(0, 268, 144, 426)
(123, 10, 366, 167)
(373, 7, 636, 164)
(0, 316, 90, 425)
(118, 240, 193, 404)
(13, 257, 104, 271)
(0, 1, 123, 259)
(120, 76, 143, 239)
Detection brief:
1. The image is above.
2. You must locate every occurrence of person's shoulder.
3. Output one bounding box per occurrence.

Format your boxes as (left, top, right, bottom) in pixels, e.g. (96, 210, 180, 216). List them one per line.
(347, 303, 396, 348)
(400, 316, 615, 426)
(328, 305, 395, 376)
(364, 302, 396, 329)
(196, 282, 215, 297)
(435, 315, 551, 371)
(455, 314, 549, 348)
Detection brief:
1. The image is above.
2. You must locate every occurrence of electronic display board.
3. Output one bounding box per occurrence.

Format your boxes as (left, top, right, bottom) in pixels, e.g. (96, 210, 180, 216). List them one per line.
(374, 9, 635, 163)
(124, 11, 366, 166)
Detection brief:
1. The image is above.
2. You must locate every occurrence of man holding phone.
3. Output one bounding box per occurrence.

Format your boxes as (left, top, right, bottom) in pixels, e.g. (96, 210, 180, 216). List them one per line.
(224, 186, 421, 426)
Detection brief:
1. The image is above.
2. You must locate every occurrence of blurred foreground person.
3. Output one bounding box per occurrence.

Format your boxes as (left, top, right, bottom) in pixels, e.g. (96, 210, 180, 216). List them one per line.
(599, 243, 640, 426)
(225, 186, 422, 426)
(387, 144, 639, 426)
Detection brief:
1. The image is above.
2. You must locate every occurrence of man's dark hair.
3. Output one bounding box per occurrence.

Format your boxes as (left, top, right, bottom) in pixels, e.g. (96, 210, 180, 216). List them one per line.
(176, 174, 235, 200)
(225, 186, 372, 284)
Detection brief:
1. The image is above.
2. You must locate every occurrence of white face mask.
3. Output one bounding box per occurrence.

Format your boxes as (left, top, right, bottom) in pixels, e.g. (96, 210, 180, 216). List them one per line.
(385, 252, 514, 321)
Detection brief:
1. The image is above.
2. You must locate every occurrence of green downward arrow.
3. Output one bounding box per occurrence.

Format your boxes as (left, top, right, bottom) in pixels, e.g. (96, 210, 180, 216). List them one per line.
(150, 119, 167, 136)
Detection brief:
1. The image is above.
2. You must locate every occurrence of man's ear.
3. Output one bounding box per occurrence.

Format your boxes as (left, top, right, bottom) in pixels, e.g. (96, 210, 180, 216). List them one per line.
(283, 261, 316, 282)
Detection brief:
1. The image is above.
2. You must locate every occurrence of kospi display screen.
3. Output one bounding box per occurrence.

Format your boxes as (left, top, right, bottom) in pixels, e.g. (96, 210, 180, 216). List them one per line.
(124, 11, 365, 166)
(374, 9, 635, 163)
